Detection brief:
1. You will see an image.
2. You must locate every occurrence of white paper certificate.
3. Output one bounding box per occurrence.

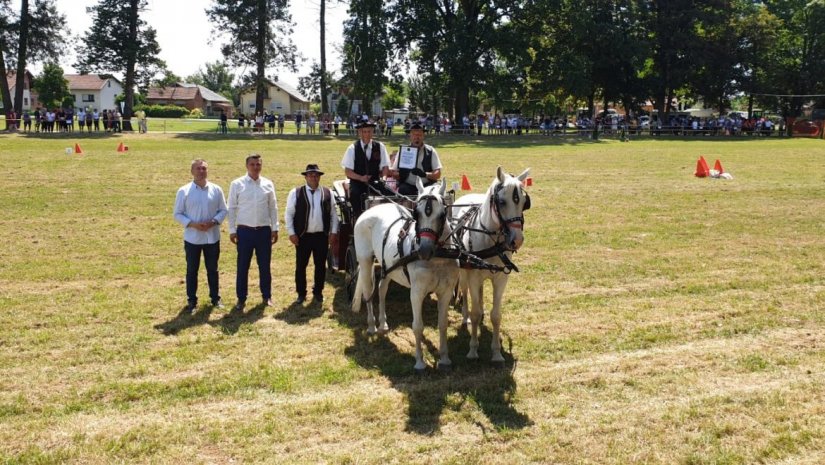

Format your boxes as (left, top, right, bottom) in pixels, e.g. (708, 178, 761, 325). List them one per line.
(398, 146, 418, 169)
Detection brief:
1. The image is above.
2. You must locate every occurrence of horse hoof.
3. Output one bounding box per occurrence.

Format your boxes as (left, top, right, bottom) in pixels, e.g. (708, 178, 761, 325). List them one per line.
(366, 328, 377, 336)
(414, 367, 427, 375)
(437, 362, 452, 372)
(491, 360, 506, 369)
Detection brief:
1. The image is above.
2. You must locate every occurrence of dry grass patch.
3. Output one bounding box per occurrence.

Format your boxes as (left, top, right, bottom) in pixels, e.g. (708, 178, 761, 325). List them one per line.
(1, 133, 824, 463)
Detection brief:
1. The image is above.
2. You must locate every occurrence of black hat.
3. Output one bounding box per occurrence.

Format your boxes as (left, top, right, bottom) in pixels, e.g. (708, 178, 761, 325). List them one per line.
(409, 122, 424, 131)
(356, 121, 377, 129)
(301, 164, 324, 176)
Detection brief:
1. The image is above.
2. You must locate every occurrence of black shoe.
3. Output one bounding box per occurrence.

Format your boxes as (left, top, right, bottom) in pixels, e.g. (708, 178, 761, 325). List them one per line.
(212, 300, 225, 309)
(294, 295, 306, 305)
(231, 300, 245, 312)
(186, 302, 197, 312)
(312, 294, 324, 303)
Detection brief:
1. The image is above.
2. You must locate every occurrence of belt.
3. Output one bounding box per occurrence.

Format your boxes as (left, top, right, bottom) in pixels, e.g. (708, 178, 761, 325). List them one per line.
(237, 225, 271, 230)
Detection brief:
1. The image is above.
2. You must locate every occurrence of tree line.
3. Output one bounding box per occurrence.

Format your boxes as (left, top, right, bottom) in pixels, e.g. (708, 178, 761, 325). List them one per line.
(2, 0, 824, 127)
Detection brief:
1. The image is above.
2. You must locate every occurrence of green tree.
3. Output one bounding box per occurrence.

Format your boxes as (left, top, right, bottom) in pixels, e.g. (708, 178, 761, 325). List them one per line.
(299, 62, 336, 106)
(207, 0, 298, 113)
(341, 0, 391, 118)
(388, 0, 512, 120)
(76, 0, 166, 123)
(33, 62, 70, 109)
(153, 69, 182, 88)
(336, 95, 350, 117)
(381, 85, 405, 110)
(0, 0, 65, 117)
(186, 61, 237, 104)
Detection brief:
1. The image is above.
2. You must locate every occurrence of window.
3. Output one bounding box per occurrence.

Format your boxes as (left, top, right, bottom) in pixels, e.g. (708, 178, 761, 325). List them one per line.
(82, 94, 95, 102)
(24, 98, 28, 106)
(249, 103, 256, 109)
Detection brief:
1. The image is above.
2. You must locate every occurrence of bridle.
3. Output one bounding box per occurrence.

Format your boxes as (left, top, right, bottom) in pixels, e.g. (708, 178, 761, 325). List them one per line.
(490, 181, 531, 232)
(413, 194, 447, 243)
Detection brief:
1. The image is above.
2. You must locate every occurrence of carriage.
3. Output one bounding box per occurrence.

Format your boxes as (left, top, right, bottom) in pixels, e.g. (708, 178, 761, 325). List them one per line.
(327, 178, 451, 301)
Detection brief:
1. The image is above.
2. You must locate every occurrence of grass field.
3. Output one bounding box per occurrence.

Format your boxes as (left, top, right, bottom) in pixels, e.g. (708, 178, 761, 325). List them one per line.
(0, 131, 823, 464)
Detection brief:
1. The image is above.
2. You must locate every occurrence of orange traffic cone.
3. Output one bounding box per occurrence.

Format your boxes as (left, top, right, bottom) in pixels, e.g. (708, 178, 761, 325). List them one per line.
(461, 174, 472, 191)
(117, 142, 125, 152)
(695, 156, 709, 177)
(713, 159, 724, 174)
(525, 177, 533, 187)
(74, 143, 83, 154)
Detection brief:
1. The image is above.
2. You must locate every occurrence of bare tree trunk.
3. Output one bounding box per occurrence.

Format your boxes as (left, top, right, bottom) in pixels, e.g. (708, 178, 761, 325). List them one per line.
(320, 0, 329, 114)
(0, 49, 12, 129)
(255, 0, 267, 113)
(122, 0, 139, 130)
(13, 0, 30, 115)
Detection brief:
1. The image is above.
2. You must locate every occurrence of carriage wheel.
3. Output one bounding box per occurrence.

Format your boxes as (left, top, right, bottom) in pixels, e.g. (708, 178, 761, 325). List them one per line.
(344, 242, 358, 302)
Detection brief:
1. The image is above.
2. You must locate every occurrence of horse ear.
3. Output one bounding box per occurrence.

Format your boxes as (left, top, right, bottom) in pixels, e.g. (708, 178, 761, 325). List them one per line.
(439, 178, 447, 196)
(416, 176, 425, 194)
(497, 166, 505, 183)
(517, 168, 531, 182)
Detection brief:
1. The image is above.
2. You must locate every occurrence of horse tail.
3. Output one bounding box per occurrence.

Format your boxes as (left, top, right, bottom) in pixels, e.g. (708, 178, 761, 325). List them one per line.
(351, 211, 378, 312)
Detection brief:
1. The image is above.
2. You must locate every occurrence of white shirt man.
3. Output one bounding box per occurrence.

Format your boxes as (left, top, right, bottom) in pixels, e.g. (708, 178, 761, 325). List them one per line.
(227, 154, 279, 308)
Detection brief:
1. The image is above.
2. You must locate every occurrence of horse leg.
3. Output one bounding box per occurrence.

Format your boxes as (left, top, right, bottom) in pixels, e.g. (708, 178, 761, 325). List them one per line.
(459, 271, 471, 327)
(410, 286, 428, 372)
(490, 277, 508, 364)
(436, 285, 453, 371)
(358, 260, 377, 335)
(466, 274, 484, 360)
(377, 277, 391, 334)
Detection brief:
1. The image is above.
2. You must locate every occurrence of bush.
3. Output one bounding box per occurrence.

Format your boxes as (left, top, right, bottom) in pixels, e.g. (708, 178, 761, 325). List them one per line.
(134, 104, 190, 118)
(189, 108, 204, 118)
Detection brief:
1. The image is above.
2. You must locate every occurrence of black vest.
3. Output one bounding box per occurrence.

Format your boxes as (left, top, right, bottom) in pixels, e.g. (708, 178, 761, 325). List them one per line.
(352, 141, 383, 184)
(399, 146, 435, 185)
(292, 186, 332, 237)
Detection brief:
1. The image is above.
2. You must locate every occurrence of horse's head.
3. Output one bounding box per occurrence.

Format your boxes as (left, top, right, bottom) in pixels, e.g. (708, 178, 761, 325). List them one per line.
(413, 177, 448, 260)
(491, 166, 531, 251)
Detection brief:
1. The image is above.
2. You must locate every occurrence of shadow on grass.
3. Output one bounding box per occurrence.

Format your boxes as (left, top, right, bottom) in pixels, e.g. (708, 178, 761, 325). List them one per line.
(154, 305, 215, 336)
(327, 269, 531, 435)
(272, 299, 325, 324)
(208, 303, 267, 335)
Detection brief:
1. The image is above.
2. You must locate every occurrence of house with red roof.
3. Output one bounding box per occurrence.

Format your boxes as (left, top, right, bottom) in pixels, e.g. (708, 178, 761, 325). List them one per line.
(2, 70, 37, 111)
(65, 74, 123, 111)
(145, 82, 232, 117)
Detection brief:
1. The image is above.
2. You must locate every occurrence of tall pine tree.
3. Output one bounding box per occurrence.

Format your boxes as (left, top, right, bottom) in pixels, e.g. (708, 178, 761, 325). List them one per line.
(206, 0, 297, 114)
(76, 0, 165, 126)
(0, 0, 65, 118)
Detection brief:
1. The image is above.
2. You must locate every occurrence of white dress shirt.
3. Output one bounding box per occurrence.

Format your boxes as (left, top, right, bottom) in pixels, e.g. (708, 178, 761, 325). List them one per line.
(391, 143, 443, 188)
(340, 140, 391, 170)
(227, 175, 279, 234)
(285, 185, 340, 236)
(173, 181, 227, 245)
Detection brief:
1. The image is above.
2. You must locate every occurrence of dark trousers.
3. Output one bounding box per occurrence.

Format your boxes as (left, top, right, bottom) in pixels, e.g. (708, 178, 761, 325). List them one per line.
(236, 227, 272, 301)
(184, 241, 221, 304)
(295, 232, 329, 297)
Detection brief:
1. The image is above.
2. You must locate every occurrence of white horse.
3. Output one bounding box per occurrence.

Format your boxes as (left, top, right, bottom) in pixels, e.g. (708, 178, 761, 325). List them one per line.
(351, 178, 458, 372)
(455, 166, 531, 364)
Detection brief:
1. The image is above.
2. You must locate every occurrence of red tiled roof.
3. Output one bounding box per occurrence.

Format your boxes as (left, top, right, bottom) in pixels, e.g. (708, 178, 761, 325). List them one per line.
(146, 86, 200, 101)
(65, 74, 120, 90)
(5, 70, 34, 90)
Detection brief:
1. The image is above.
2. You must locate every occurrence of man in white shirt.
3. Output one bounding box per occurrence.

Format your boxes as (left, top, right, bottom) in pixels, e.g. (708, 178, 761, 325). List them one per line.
(285, 164, 339, 305)
(173, 159, 228, 311)
(227, 154, 280, 310)
(391, 122, 443, 196)
(341, 121, 392, 221)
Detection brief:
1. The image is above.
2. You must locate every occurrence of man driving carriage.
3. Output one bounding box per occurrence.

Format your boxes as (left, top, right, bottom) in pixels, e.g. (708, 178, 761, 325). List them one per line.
(340, 121, 394, 220)
(391, 122, 442, 196)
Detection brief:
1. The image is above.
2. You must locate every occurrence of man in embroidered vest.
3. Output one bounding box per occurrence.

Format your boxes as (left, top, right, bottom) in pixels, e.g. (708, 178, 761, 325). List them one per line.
(392, 122, 443, 196)
(340, 121, 392, 221)
(173, 159, 228, 311)
(285, 164, 339, 305)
